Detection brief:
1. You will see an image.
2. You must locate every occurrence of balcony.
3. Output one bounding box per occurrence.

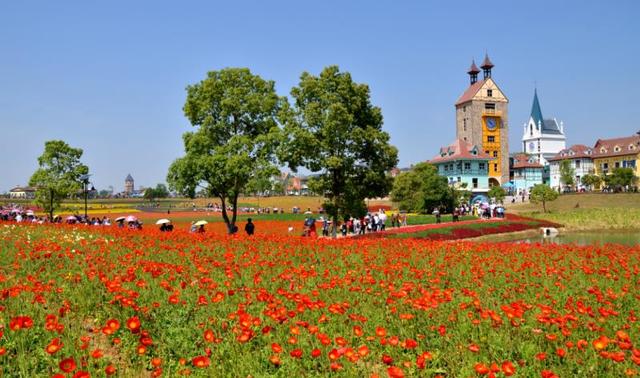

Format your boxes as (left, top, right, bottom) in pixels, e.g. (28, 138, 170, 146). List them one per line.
(482, 109, 503, 117)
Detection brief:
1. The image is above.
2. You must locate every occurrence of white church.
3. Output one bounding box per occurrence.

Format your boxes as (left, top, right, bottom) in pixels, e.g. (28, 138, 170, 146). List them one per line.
(521, 89, 566, 166)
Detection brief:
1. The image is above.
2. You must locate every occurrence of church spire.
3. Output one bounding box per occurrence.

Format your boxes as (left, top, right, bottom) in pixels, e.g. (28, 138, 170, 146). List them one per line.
(530, 89, 544, 129)
(481, 53, 494, 79)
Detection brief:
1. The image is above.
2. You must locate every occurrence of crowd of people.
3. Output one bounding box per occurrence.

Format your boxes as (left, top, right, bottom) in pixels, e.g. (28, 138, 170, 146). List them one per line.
(3, 199, 507, 239)
(300, 210, 409, 237)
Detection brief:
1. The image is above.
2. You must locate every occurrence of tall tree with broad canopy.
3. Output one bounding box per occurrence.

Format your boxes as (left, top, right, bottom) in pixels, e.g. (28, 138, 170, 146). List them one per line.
(29, 140, 89, 220)
(167, 68, 284, 233)
(390, 162, 452, 213)
(280, 66, 398, 235)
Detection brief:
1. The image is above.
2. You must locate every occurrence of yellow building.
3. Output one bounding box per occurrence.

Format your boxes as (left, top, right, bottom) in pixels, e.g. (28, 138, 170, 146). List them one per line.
(455, 54, 509, 185)
(592, 134, 640, 184)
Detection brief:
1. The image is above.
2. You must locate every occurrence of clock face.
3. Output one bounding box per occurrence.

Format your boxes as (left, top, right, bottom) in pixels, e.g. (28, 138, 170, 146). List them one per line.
(529, 142, 535, 151)
(486, 117, 496, 130)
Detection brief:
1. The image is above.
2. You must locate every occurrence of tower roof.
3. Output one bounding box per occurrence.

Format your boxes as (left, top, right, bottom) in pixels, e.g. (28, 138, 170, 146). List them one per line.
(530, 89, 563, 135)
(467, 60, 480, 74)
(480, 54, 494, 69)
(530, 89, 544, 127)
(125, 174, 134, 182)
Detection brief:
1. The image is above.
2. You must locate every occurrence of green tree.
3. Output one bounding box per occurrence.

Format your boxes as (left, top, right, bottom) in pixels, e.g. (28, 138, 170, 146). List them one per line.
(281, 66, 398, 235)
(144, 184, 169, 200)
(487, 186, 506, 203)
(390, 163, 452, 213)
(167, 68, 284, 233)
(29, 140, 89, 220)
(559, 160, 575, 189)
(604, 167, 637, 191)
(581, 174, 601, 191)
(529, 184, 559, 213)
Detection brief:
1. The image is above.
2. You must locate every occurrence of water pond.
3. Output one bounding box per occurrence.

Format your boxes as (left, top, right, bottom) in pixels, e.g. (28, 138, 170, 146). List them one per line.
(505, 231, 640, 246)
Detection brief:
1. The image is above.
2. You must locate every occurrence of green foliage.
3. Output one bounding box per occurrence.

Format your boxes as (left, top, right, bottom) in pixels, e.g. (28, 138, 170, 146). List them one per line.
(167, 68, 284, 232)
(29, 140, 89, 219)
(529, 184, 559, 213)
(604, 167, 637, 190)
(280, 66, 398, 226)
(144, 184, 170, 200)
(580, 174, 601, 191)
(487, 186, 506, 203)
(391, 163, 452, 213)
(559, 160, 575, 187)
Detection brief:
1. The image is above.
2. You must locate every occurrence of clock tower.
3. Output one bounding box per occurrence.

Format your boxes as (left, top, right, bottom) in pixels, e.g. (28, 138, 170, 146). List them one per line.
(455, 54, 509, 185)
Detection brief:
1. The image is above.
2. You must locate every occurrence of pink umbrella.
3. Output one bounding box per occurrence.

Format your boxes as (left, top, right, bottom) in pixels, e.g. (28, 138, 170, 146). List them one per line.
(125, 215, 138, 223)
(66, 216, 77, 221)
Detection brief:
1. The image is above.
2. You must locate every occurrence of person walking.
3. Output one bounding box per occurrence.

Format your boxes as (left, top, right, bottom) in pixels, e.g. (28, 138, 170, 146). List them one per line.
(244, 218, 255, 236)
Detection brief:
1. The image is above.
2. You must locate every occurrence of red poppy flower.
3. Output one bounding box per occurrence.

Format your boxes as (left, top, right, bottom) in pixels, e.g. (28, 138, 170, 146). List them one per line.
(59, 357, 77, 373)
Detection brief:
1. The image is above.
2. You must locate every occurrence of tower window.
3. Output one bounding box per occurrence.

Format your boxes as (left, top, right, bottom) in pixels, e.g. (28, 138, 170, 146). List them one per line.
(485, 103, 495, 110)
(487, 89, 493, 97)
(463, 118, 467, 131)
(494, 163, 498, 171)
(487, 136, 495, 143)
(493, 151, 498, 158)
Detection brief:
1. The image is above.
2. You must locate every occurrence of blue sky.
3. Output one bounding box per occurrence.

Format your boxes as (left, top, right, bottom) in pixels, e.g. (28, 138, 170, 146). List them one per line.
(1, 0, 638, 192)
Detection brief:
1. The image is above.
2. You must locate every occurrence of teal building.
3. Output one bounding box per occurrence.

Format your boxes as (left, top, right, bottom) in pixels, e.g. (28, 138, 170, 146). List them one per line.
(431, 138, 493, 193)
(510, 153, 544, 193)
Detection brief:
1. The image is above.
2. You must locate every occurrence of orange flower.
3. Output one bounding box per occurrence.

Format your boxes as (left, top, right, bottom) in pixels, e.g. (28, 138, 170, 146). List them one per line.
(269, 355, 281, 366)
(387, 366, 405, 378)
(192, 355, 210, 368)
(46, 338, 63, 355)
(593, 336, 609, 351)
(126, 316, 141, 333)
(203, 329, 215, 343)
(501, 361, 515, 376)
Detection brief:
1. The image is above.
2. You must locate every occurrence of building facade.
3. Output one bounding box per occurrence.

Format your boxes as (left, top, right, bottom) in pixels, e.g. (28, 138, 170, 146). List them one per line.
(430, 138, 493, 192)
(548, 145, 595, 190)
(593, 135, 640, 185)
(125, 174, 134, 195)
(521, 90, 566, 166)
(510, 153, 544, 192)
(455, 54, 509, 185)
(9, 186, 36, 199)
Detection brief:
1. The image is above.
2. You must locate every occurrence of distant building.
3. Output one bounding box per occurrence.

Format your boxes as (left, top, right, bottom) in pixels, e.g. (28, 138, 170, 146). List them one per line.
(9, 186, 36, 199)
(510, 153, 544, 192)
(430, 138, 493, 196)
(548, 145, 595, 191)
(521, 89, 566, 166)
(593, 134, 640, 187)
(280, 172, 311, 195)
(455, 54, 509, 185)
(125, 174, 134, 195)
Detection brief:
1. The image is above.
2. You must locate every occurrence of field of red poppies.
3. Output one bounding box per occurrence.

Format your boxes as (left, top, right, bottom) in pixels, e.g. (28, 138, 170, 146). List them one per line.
(1, 222, 639, 377)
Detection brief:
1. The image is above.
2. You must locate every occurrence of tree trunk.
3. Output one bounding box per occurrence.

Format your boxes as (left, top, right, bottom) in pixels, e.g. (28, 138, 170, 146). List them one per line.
(220, 196, 232, 233)
(542, 200, 547, 213)
(49, 188, 54, 221)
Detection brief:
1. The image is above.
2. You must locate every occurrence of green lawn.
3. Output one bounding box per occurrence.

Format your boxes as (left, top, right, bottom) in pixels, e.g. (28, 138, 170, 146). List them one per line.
(509, 193, 640, 230)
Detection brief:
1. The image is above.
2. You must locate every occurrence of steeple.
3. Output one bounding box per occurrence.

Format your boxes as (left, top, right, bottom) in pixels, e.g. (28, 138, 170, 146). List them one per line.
(480, 53, 494, 79)
(467, 60, 480, 85)
(530, 89, 544, 129)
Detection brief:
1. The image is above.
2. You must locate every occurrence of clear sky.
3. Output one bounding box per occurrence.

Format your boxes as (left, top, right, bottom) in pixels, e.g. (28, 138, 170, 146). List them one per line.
(1, 0, 638, 193)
